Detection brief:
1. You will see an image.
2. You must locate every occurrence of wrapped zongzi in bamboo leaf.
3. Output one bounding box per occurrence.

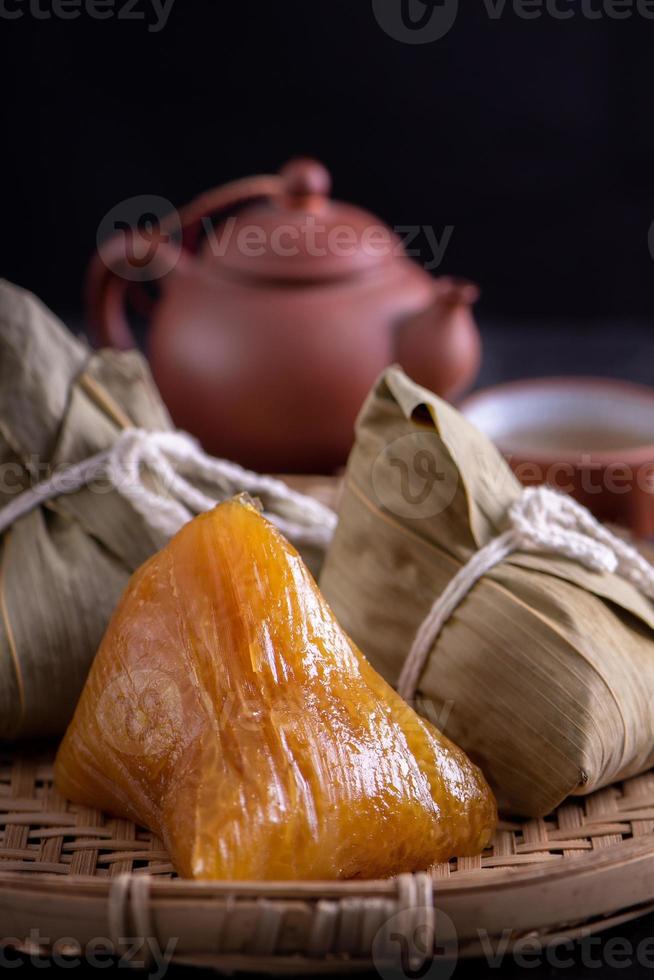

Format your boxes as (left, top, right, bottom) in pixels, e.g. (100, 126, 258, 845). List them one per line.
(320, 367, 654, 817)
(0, 280, 333, 740)
(0, 282, 170, 739)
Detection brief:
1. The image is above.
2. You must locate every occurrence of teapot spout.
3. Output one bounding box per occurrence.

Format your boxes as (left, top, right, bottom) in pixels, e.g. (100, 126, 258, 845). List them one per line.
(395, 277, 481, 400)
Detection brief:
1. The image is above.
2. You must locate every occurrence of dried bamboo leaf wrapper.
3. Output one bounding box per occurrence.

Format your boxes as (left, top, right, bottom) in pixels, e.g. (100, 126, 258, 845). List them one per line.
(0, 282, 88, 466)
(0, 284, 182, 737)
(353, 367, 654, 629)
(320, 367, 654, 816)
(0, 282, 177, 739)
(47, 380, 168, 568)
(0, 511, 128, 738)
(81, 348, 173, 432)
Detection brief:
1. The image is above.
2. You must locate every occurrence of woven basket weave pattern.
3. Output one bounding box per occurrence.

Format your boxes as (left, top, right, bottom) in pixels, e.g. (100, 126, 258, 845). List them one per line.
(3, 748, 654, 879)
(2, 745, 654, 971)
(2, 474, 654, 971)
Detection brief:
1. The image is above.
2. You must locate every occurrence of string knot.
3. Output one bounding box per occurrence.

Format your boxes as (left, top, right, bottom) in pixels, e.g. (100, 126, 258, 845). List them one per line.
(508, 486, 654, 591)
(0, 427, 337, 552)
(104, 427, 338, 549)
(397, 484, 654, 701)
(508, 485, 617, 575)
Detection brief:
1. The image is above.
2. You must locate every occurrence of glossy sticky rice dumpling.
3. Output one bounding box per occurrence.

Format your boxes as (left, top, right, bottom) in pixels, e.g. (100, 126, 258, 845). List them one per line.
(55, 496, 496, 880)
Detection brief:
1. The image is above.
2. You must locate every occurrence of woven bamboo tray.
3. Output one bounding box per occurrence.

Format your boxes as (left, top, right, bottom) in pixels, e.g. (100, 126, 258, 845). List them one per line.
(2, 745, 654, 973)
(2, 480, 654, 973)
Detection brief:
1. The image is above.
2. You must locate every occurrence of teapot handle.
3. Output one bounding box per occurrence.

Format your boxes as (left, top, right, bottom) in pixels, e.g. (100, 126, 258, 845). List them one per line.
(86, 174, 284, 351)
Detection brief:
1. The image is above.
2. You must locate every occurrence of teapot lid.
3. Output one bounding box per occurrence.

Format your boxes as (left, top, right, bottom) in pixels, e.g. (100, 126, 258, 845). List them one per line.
(201, 159, 402, 281)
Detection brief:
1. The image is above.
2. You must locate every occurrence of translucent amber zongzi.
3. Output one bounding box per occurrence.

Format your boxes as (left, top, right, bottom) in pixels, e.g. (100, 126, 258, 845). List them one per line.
(55, 497, 496, 880)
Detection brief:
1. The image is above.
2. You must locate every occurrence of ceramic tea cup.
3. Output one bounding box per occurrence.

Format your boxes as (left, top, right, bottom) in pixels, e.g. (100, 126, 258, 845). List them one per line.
(460, 378, 654, 537)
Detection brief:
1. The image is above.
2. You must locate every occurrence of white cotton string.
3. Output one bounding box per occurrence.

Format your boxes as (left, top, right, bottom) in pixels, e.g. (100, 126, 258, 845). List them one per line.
(396, 485, 654, 701)
(0, 428, 337, 550)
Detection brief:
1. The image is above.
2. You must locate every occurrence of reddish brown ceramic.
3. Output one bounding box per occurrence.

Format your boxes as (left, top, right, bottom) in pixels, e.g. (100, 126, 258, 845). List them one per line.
(460, 378, 654, 537)
(87, 158, 481, 473)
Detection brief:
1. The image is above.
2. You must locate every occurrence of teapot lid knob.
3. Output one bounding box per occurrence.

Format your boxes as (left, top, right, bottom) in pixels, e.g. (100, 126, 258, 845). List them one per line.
(279, 157, 331, 206)
(210, 156, 400, 279)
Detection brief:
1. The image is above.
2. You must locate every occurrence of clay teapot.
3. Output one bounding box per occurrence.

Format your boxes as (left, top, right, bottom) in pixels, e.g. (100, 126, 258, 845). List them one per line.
(87, 158, 481, 473)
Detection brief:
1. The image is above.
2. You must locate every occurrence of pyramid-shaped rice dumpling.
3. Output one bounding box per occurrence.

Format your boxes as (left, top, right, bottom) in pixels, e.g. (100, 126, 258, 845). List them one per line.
(320, 367, 654, 817)
(55, 497, 496, 880)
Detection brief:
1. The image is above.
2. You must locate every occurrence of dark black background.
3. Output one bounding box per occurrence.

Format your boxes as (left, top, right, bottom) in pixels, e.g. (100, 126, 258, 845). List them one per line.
(2, 4, 654, 978)
(1, 0, 654, 326)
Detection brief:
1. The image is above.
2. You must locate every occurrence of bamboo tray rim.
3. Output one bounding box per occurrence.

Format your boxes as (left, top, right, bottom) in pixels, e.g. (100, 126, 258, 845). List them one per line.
(3, 741, 654, 969)
(3, 484, 654, 970)
(1, 830, 654, 895)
